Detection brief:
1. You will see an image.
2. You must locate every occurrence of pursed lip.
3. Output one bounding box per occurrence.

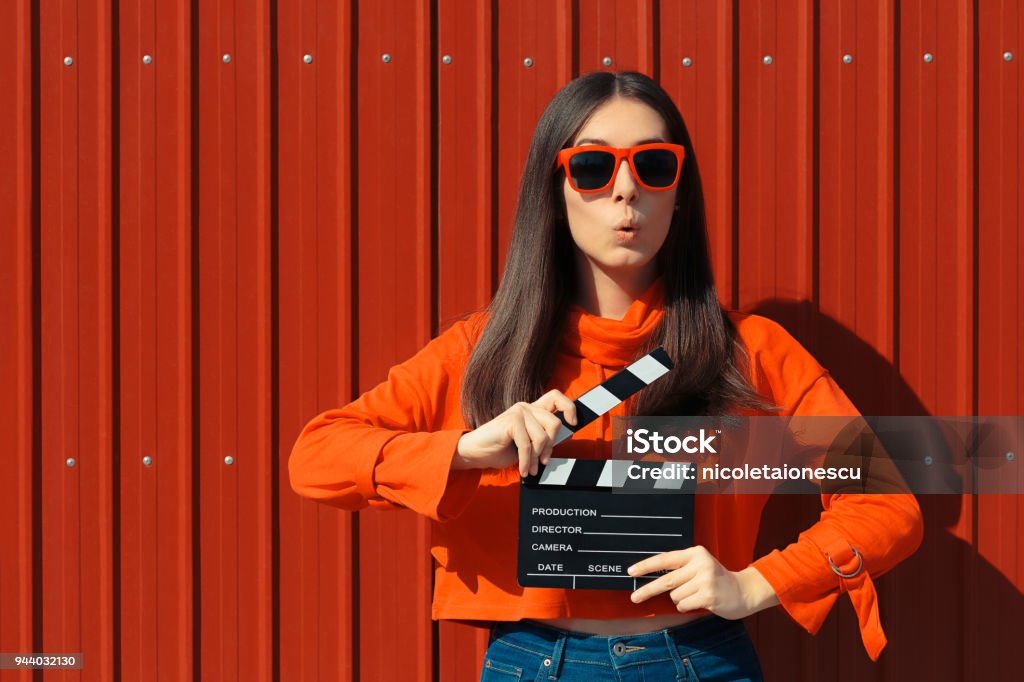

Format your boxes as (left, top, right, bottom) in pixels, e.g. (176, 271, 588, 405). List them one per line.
(614, 219, 639, 231)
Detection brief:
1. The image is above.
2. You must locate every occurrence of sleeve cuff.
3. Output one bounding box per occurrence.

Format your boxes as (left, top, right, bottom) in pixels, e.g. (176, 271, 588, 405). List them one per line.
(751, 540, 888, 661)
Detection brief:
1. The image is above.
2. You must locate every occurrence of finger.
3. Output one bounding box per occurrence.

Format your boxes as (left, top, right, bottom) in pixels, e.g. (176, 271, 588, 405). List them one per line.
(521, 408, 552, 453)
(668, 582, 704, 612)
(520, 410, 551, 476)
(627, 548, 693, 577)
(510, 416, 534, 478)
(531, 409, 564, 464)
(533, 390, 578, 426)
(631, 563, 699, 603)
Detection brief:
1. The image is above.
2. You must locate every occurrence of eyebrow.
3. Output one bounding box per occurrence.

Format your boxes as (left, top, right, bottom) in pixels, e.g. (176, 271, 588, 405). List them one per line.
(574, 136, 666, 146)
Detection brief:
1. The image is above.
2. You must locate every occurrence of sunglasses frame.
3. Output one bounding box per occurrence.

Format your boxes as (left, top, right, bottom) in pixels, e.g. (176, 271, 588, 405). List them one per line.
(556, 142, 687, 194)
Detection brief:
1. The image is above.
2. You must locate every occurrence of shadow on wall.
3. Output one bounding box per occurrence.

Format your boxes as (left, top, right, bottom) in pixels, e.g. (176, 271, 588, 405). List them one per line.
(744, 299, 1022, 682)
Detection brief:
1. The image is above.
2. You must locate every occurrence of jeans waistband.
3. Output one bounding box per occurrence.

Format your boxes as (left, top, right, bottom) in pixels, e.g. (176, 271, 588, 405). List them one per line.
(489, 615, 749, 678)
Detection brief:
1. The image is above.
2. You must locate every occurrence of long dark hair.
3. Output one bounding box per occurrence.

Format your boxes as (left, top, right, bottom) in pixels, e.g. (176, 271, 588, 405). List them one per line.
(461, 71, 772, 427)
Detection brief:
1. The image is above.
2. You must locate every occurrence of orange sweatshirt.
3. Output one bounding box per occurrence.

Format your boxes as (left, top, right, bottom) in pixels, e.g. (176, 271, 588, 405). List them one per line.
(288, 280, 923, 661)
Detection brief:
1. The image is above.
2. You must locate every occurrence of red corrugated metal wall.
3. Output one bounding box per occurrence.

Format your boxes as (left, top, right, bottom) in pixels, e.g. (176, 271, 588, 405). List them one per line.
(1, 1, 1021, 680)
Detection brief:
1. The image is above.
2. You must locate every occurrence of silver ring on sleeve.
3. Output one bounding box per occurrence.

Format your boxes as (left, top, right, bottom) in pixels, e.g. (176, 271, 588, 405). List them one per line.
(827, 546, 863, 579)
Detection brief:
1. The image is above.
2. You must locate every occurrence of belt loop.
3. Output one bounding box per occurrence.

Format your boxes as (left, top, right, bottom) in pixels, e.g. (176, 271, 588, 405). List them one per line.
(545, 630, 567, 680)
(663, 629, 689, 679)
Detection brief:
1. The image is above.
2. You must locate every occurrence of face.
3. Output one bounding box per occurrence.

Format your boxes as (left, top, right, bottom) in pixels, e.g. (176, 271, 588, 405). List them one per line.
(561, 96, 677, 284)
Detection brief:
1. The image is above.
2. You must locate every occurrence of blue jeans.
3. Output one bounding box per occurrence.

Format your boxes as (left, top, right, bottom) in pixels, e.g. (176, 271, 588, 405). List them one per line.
(480, 615, 763, 681)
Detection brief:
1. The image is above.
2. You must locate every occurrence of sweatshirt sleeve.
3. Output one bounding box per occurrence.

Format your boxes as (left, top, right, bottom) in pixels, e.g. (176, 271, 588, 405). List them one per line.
(287, 317, 484, 523)
(749, 374, 924, 661)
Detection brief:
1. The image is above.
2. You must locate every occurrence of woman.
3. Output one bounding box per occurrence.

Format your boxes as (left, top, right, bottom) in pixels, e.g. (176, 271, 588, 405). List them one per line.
(289, 71, 922, 681)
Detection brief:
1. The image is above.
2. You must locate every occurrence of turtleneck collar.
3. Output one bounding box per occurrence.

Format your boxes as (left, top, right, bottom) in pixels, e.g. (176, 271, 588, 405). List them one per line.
(561, 277, 665, 367)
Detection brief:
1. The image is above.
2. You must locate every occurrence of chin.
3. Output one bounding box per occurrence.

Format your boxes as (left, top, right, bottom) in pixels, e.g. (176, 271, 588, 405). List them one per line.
(598, 253, 655, 271)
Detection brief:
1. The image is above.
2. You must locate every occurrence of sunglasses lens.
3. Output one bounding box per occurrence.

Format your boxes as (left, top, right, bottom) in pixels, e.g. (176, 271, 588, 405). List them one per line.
(633, 149, 679, 188)
(568, 151, 617, 190)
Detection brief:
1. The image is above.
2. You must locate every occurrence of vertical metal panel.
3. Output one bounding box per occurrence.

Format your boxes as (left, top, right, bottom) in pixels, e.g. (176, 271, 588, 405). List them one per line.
(0, 0, 35, 678)
(437, 0, 494, 322)
(118, 1, 159, 677)
(577, 0, 655, 75)
(972, 2, 1023, 680)
(432, 5, 493, 678)
(117, 0, 194, 679)
(277, 0, 355, 680)
(737, 0, 816, 336)
(435, 2, 495, 675)
(897, 4, 977, 682)
(817, 0, 897, 408)
(38, 0, 117, 680)
(356, 1, 434, 679)
(232, 1, 275, 674)
(658, 2, 736, 307)
(494, 0, 573, 274)
(151, 0, 196, 674)
(197, 0, 274, 680)
(898, 1, 975, 415)
(978, 0, 1024, 416)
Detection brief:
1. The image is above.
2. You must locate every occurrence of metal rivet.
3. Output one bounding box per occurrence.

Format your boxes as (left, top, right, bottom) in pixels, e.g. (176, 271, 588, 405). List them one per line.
(225, 455, 235, 466)
(1008, 452, 1016, 461)
(63, 56, 73, 66)
(682, 57, 693, 67)
(923, 52, 933, 63)
(523, 57, 533, 68)
(442, 54, 452, 65)
(543, 658, 551, 667)
(763, 55, 773, 65)
(1004, 51, 1014, 62)
(843, 54, 853, 64)
(602, 56, 612, 67)
(222, 53, 231, 63)
(381, 53, 391, 63)
(303, 54, 313, 64)
(66, 457, 76, 468)
(924, 456, 933, 465)
(143, 456, 153, 467)
(142, 54, 152, 64)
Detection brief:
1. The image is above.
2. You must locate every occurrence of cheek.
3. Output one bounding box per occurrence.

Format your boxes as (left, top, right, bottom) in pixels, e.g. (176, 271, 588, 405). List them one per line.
(563, 180, 586, 217)
(563, 183, 598, 241)
(645, 195, 676, 242)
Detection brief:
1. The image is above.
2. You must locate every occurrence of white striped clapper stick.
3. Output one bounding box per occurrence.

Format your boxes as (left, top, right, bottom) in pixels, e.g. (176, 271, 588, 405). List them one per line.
(551, 346, 673, 445)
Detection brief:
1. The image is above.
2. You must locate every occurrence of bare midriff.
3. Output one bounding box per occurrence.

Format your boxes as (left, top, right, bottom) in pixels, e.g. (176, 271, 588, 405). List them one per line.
(530, 611, 708, 635)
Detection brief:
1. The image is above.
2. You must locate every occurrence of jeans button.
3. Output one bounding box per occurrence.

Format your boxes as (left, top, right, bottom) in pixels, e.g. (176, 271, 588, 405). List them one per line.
(612, 642, 626, 656)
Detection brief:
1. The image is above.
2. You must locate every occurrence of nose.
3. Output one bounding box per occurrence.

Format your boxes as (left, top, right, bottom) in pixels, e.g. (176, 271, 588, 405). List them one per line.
(612, 157, 639, 204)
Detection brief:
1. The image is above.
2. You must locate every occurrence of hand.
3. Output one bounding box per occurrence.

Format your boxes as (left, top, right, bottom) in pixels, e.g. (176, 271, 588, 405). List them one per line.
(627, 545, 779, 620)
(453, 390, 578, 477)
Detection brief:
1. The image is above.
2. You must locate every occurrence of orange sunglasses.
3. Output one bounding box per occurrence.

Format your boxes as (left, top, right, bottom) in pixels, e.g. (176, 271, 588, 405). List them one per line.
(556, 142, 686, 194)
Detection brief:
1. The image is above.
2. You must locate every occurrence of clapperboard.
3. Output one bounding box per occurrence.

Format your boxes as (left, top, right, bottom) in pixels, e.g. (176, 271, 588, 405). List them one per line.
(517, 348, 697, 590)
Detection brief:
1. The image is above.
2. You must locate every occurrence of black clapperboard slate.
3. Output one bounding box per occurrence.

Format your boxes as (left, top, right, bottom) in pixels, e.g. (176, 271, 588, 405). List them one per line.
(516, 348, 697, 590)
